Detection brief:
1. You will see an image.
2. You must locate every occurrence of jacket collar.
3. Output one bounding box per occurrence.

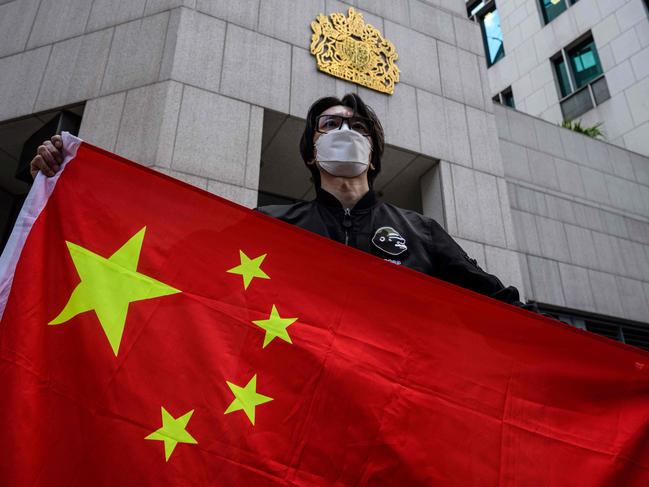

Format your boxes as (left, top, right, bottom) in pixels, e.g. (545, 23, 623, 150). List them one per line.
(315, 187, 379, 211)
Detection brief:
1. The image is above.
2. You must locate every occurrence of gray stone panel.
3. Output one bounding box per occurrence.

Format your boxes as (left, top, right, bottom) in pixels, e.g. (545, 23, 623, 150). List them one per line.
(173, 86, 251, 184)
(196, 0, 260, 30)
(475, 172, 507, 247)
(417, 89, 448, 161)
(592, 231, 626, 275)
(356, 0, 410, 25)
(455, 237, 486, 269)
(444, 98, 472, 167)
(500, 140, 531, 181)
(527, 255, 565, 306)
(384, 21, 441, 95)
(607, 145, 636, 181)
(26, 0, 93, 48)
(564, 224, 598, 269)
(573, 203, 605, 233)
(511, 210, 541, 255)
(513, 185, 547, 215)
(258, 0, 324, 49)
(437, 42, 463, 107)
(625, 217, 649, 244)
(580, 167, 611, 205)
(497, 178, 518, 249)
(35, 29, 113, 112)
(78, 92, 127, 152)
(545, 195, 576, 225)
(220, 25, 291, 113)
(383, 83, 420, 152)
(87, 0, 147, 31)
(452, 164, 483, 242)
(453, 15, 483, 57)
(408, 0, 455, 44)
(290, 47, 338, 118)
(559, 128, 588, 164)
(617, 276, 649, 322)
(207, 179, 258, 208)
(533, 118, 564, 159)
(588, 270, 624, 317)
(559, 263, 595, 310)
(101, 12, 170, 95)
(0, 47, 51, 120)
(161, 9, 226, 93)
(115, 81, 183, 167)
(605, 174, 639, 213)
(536, 216, 570, 261)
(629, 152, 649, 186)
(507, 108, 538, 149)
(584, 138, 613, 174)
(555, 158, 586, 198)
(618, 238, 649, 281)
(527, 148, 559, 190)
(466, 107, 503, 175)
(493, 104, 511, 141)
(457, 48, 485, 111)
(0, 0, 41, 58)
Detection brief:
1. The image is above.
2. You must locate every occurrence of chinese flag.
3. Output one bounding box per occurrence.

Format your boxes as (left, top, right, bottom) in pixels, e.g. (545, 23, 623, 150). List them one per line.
(1, 134, 649, 486)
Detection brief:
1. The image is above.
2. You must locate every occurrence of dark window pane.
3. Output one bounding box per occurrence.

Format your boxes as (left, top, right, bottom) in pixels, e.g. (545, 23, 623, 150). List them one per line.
(554, 57, 572, 98)
(569, 39, 603, 88)
(481, 8, 505, 66)
(468, 0, 485, 17)
(592, 76, 610, 105)
(540, 0, 568, 23)
(502, 88, 515, 108)
(560, 86, 594, 120)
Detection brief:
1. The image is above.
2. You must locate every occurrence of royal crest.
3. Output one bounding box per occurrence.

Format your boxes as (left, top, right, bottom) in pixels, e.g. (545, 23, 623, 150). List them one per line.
(310, 7, 400, 95)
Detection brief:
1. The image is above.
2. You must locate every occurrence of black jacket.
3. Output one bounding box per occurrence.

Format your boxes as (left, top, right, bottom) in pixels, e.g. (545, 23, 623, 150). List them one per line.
(257, 188, 523, 306)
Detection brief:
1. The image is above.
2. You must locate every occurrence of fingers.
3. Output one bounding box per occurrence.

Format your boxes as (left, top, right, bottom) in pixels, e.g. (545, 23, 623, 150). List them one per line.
(30, 154, 55, 178)
(44, 140, 62, 165)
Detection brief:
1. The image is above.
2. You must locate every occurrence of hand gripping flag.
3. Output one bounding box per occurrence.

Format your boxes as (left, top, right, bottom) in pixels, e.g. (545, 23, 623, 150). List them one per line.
(1, 133, 649, 486)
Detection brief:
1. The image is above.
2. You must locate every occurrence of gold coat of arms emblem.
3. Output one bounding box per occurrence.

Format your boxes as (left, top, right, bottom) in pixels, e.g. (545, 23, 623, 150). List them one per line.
(310, 7, 400, 95)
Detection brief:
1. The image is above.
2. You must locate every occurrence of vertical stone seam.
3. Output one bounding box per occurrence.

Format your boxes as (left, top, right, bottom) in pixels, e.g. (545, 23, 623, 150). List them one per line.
(243, 104, 253, 188)
(169, 83, 186, 170)
(24, 0, 44, 51)
(112, 88, 129, 153)
(30, 45, 53, 114)
(157, 10, 174, 81)
(217, 22, 229, 92)
(414, 87, 422, 153)
(82, 0, 96, 32)
(98, 27, 117, 97)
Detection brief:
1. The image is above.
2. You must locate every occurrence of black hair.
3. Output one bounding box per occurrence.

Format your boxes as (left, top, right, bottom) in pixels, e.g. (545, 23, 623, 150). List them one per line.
(299, 93, 385, 187)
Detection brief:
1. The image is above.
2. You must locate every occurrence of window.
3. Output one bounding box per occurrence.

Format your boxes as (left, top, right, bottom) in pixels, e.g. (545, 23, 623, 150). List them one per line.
(492, 86, 515, 108)
(552, 34, 609, 120)
(467, 1, 505, 67)
(539, 0, 579, 24)
(537, 305, 649, 352)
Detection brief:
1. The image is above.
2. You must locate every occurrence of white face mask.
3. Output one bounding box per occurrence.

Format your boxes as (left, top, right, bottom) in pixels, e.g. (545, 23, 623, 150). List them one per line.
(314, 128, 372, 178)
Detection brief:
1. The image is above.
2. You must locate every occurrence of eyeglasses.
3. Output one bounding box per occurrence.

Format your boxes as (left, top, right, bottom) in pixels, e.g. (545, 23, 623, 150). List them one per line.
(315, 115, 373, 136)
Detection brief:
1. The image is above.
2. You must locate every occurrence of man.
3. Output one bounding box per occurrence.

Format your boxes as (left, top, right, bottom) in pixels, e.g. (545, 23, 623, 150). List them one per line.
(30, 94, 523, 306)
(256, 94, 523, 306)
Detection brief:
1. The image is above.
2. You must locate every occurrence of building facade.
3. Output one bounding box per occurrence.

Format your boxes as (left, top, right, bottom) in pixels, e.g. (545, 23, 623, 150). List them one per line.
(470, 0, 649, 156)
(0, 0, 648, 347)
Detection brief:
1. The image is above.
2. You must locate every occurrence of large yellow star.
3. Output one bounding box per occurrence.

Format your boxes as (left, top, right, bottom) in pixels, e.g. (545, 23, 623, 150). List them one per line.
(49, 227, 180, 355)
(226, 250, 270, 290)
(252, 305, 297, 348)
(224, 374, 273, 425)
(145, 407, 197, 461)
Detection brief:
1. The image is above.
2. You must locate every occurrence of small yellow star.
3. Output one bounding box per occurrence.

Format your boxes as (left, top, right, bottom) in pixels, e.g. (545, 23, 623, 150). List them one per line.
(226, 250, 270, 290)
(224, 374, 273, 425)
(145, 407, 198, 461)
(252, 305, 297, 348)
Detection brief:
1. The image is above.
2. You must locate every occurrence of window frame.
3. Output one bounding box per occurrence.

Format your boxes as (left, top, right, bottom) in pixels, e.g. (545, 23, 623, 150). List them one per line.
(551, 33, 609, 120)
(537, 0, 579, 25)
(492, 86, 515, 108)
(467, 0, 505, 68)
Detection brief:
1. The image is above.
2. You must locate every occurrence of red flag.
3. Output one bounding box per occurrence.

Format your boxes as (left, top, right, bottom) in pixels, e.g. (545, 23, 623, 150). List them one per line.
(1, 133, 648, 486)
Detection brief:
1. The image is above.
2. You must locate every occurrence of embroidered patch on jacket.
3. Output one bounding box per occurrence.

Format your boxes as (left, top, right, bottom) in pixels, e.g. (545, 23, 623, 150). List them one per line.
(371, 226, 408, 256)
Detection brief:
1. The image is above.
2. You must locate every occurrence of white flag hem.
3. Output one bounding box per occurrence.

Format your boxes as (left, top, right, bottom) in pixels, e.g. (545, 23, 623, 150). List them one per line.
(0, 132, 82, 322)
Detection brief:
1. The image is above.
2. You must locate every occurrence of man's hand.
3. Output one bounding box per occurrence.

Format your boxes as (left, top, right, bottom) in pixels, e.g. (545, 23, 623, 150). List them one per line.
(30, 135, 64, 178)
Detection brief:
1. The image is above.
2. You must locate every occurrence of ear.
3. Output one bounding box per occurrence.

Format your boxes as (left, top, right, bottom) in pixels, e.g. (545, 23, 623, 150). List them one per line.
(370, 163, 376, 170)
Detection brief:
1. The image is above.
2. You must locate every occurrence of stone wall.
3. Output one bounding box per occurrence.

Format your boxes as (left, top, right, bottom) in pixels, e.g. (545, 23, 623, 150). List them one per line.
(496, 103, 649, 321)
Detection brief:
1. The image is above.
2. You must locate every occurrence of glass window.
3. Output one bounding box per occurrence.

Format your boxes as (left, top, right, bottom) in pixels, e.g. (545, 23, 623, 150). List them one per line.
(553, 57, 572, 98)
(502, 88, 515, 108)
(481, 7, 505, 66)
(569, 38, 603, 89)
(539, 0, 568, 24)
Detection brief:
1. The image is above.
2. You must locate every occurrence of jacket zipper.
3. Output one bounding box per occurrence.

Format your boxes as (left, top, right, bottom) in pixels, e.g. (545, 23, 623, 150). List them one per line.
(343, 208, 352, 246)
